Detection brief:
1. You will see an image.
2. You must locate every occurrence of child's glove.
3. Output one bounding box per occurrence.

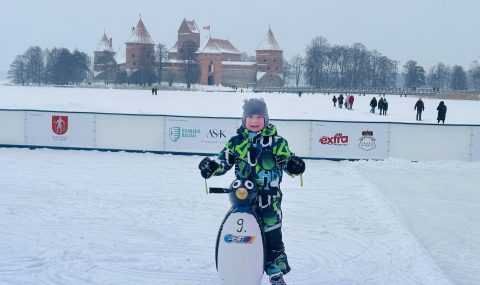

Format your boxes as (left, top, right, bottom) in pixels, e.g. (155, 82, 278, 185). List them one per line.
(287, 156, 305, 175)
(198, 157, 220, 179)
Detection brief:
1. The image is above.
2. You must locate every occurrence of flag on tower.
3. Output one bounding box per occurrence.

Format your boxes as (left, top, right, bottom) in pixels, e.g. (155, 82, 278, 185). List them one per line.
(203, 25, 210, 31)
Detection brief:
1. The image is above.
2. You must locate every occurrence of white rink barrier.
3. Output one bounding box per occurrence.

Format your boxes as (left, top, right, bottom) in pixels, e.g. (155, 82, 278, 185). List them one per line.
(0, 109, 479, 162)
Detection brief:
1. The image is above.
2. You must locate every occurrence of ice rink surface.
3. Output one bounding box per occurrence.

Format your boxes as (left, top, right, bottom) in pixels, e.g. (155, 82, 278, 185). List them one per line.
(1, 148, 479, 285)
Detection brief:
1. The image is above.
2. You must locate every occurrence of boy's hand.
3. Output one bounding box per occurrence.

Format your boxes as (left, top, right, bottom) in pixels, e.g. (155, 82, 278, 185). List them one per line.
(287, 156, 305, 175)
(198, 157, 220, 179)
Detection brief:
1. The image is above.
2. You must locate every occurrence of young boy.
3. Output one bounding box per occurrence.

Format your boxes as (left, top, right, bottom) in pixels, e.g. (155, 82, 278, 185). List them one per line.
(198, 98, 305, 285)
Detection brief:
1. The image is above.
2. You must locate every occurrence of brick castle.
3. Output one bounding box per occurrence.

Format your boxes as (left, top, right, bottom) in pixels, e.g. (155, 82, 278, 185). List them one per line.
(93, 18, 284, 87)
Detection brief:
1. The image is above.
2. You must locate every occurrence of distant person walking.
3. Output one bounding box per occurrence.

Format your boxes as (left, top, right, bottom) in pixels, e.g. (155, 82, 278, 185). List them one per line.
(414, 98, 425, 121)
(369, 97, 377, 113)
(332, 95, 337, 107)
(338, 94, 344, 109)
(437, 101, 447, 124)
(382, 99, 388, 115)
(348, 94, 354, 110)
(378, 98, 384, 115)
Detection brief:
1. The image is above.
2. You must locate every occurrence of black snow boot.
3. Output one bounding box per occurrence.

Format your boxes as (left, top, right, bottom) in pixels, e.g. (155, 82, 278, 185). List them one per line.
(269, 273, 287, 285)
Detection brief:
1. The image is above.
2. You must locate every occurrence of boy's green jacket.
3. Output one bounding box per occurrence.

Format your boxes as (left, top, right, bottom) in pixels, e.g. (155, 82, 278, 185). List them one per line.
(211, 124, 295, 192)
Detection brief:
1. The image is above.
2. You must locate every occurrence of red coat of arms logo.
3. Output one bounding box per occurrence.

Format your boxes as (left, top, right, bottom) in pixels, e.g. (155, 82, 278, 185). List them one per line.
(52, 116, 68, 135)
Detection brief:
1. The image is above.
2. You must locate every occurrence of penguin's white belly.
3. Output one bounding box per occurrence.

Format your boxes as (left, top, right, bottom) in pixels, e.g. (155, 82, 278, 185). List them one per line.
(217, 212, 264, 285)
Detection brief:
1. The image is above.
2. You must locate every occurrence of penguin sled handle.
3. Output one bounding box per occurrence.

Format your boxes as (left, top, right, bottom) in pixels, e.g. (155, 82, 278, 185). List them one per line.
(208, 187, 230, 194)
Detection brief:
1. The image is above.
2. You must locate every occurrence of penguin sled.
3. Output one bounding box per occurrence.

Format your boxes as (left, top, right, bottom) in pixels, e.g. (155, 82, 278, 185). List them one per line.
(209, 179, 265, 285)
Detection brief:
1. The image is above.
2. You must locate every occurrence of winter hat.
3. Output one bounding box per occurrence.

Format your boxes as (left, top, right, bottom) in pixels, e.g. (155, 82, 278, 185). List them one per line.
(242, 98, 269, 127)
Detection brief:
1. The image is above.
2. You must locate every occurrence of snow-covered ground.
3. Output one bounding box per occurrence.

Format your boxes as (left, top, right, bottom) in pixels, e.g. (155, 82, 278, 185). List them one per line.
(1, 85, 479, 125)
(1, 148, 479, 285)
(1, 85, 480, 284)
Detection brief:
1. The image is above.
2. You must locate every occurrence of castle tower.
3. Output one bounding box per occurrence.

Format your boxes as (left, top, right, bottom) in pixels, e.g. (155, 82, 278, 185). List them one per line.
(168, 19, 200, 59)
(255, 27, 283, 74)
(125, 18, 155, 69)
(93, 31, 116, 72)
(178, 19, 200, 52)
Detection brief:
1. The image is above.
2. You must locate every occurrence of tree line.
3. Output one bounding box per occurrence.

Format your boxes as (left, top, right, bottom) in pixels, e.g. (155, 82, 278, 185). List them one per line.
(8, 46, 90, 85)
(285, 36, 480, 91)
(8, 38, 480, 90)
(284, 36, 398, 89)
(402, 60, 480, 90)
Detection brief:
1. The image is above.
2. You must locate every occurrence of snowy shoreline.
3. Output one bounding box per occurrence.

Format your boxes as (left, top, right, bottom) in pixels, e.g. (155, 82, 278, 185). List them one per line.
(1, 85, 480, 125)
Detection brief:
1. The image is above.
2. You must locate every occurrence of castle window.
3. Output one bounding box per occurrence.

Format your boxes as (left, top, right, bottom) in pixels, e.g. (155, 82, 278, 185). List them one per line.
(133, 62, 136, 66)
(263, 59, 266, 62)
(267, 67, 270, 70)
(273, 59, 276, 63)
(132, 54, 135, 58)
(209, 62, 215, 73)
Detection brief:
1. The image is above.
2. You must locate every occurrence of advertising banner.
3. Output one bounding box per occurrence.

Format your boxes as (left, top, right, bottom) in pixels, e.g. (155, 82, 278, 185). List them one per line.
(311, 121, 388, 159)
(472, 127, 480, 162)
(26, 111, 94, 147)
(165, 117, 238, 153)
(0, 110, 25, 144)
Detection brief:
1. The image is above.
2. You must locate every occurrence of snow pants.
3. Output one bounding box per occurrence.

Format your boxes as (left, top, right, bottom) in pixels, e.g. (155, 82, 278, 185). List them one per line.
(257, 191, 291, 276)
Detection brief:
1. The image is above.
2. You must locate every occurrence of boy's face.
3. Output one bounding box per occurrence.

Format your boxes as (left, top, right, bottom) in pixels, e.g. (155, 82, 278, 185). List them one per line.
(245, 115, 265, 132)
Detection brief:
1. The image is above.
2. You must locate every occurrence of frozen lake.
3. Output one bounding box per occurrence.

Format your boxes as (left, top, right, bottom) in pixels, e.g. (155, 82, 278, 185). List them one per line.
(1, 85, 479, 284)
(1, 148, 479, 284)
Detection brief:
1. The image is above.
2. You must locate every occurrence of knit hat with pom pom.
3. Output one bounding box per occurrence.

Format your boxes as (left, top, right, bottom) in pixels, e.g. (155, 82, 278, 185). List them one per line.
(242, 98, 269, 127)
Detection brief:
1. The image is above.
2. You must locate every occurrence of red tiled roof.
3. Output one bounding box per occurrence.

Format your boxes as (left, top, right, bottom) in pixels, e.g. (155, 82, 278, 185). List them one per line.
(96, 32, 114, 52)
(197, 37, 241, 54)
(256, 28, 282, 51)
(126, 19, 154, 45)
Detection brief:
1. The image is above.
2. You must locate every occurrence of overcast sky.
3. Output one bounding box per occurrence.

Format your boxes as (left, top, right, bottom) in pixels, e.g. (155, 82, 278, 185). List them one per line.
(1, 0, 480, 73)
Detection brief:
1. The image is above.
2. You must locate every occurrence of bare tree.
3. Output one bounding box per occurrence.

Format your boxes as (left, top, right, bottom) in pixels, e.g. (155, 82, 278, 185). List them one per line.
(303, 36, 398, 89)
(180, 40, 199, 88)
(290, 55, 305, 86)
(468, 60, 480, 90)
(377, 56, 397, 88)
(24, 46, 45, 85)
(155, 43, 168, 85)
(427, 63, 451, 89)
(336, 45, 351, 88)
(45, 48, 61, 84)
(98, 51, 117, 85)
(282, 58, 292, 85)
(403, 60, 426, 88)
(8, 55, 27, 85)
(134, 46, 156, 86)
(305, 36, 329, 87)
(71, 50, 90, 84)
(450, 65, 468, 90)
(349, 43, 370, 87)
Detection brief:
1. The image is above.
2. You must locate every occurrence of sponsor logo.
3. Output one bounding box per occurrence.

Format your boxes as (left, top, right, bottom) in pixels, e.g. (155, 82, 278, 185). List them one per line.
(319, 133, 349, 146)
(169, 127, 201, 142)
(358, 130, 376, 151)
(207, 129, 227, 138)
(224, 234, 256, 244)
(169, 127, 181, 142)
(52, 115, 68, 135)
